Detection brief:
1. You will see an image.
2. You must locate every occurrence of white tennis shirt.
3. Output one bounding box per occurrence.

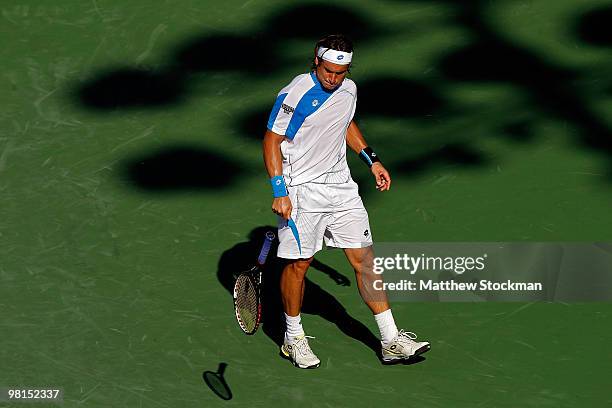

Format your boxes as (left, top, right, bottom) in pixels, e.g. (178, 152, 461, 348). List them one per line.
(267, 72, 357, 186)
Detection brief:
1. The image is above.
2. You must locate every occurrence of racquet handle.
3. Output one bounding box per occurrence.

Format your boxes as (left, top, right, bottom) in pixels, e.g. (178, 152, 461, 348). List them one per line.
(257, 231, 276, 265)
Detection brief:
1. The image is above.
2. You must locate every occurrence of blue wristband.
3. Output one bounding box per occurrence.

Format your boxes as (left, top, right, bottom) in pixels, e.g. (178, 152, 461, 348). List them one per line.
(270, 175, 288, 198)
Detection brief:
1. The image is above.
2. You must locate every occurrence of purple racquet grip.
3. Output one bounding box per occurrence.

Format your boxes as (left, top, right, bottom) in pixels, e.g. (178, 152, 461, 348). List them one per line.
(257, 231, 276, 265)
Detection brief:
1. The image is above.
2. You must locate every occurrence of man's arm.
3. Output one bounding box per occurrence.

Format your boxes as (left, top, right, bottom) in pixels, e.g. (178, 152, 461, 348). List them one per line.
(346, 120, 391, 191)
(263, 129, 293, 219)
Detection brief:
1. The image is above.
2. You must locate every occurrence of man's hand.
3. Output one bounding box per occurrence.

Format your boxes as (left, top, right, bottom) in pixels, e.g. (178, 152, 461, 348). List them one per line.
(371, 162, 391, 191)
(272, 196, 293, 219)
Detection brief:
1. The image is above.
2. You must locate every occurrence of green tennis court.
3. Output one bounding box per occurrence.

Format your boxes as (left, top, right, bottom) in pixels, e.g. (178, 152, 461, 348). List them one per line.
(1, 0, 611, 406)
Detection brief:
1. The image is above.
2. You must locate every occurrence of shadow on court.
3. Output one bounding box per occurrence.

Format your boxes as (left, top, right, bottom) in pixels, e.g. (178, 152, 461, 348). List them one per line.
(217, 226, 382, 357)
(73, 1, 612, 188)
(395, 143, 487, 176)
(436, 0, 612, 174)
(73, 3, 385, 111)
(120, 144, 244, 191)
(78, 67, 188, 109)
(576, 5, 612, 47)
(202, 362, 233, 401)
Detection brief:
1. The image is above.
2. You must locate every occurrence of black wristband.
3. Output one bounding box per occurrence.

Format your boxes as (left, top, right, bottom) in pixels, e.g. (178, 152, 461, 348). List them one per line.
(359, 147, 381, 167)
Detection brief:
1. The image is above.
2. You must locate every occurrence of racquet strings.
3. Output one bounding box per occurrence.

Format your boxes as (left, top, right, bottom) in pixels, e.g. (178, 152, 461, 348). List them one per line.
(234, 274, 259, 332)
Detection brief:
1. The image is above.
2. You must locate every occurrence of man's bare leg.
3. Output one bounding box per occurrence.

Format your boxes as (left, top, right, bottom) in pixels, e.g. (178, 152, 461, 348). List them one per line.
(344, 246, 398, 344)
(279, 257, 320, 368)
(343, 246, 389, 314)
(344, 246, 431, 360)
(280, 257, 313, 316)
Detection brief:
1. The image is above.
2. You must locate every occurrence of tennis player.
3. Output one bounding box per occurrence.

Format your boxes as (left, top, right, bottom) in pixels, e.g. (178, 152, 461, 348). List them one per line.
(263, 34, 430, 368)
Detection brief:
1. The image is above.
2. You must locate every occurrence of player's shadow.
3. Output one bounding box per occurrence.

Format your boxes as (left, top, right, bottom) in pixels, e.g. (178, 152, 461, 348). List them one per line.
(217, 226, 381, 357)
(382, 355, 426, 366)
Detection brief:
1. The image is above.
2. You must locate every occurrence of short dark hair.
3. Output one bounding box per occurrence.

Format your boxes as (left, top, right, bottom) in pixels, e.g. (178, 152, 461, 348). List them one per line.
(311, 34, 354, 70)
(315, 34, 354, 54)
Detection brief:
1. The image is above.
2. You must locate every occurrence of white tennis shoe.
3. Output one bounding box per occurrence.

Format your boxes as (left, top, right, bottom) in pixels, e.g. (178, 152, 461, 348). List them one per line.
(381, 330, 431, 362)
(280, 335, 321, 369)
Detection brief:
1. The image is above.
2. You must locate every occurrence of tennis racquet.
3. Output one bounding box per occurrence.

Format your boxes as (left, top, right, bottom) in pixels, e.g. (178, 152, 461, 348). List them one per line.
(233, 231, 275, 335)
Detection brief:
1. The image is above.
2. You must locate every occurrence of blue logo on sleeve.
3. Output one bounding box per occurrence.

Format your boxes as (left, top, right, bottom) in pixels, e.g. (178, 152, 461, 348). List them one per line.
(337, 55, 344, 60)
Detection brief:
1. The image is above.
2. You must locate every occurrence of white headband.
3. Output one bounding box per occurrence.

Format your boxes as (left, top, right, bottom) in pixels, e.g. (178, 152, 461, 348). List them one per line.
(317, 47, 353, 65)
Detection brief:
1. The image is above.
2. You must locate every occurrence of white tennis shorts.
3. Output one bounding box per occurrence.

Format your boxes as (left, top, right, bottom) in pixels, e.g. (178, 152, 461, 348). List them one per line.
(277, 180, 373, 259)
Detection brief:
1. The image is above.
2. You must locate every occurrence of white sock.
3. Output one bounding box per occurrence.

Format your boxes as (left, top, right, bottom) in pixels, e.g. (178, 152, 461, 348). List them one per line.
(284, 312, 305, 340)
(374, 309, 398, 345)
